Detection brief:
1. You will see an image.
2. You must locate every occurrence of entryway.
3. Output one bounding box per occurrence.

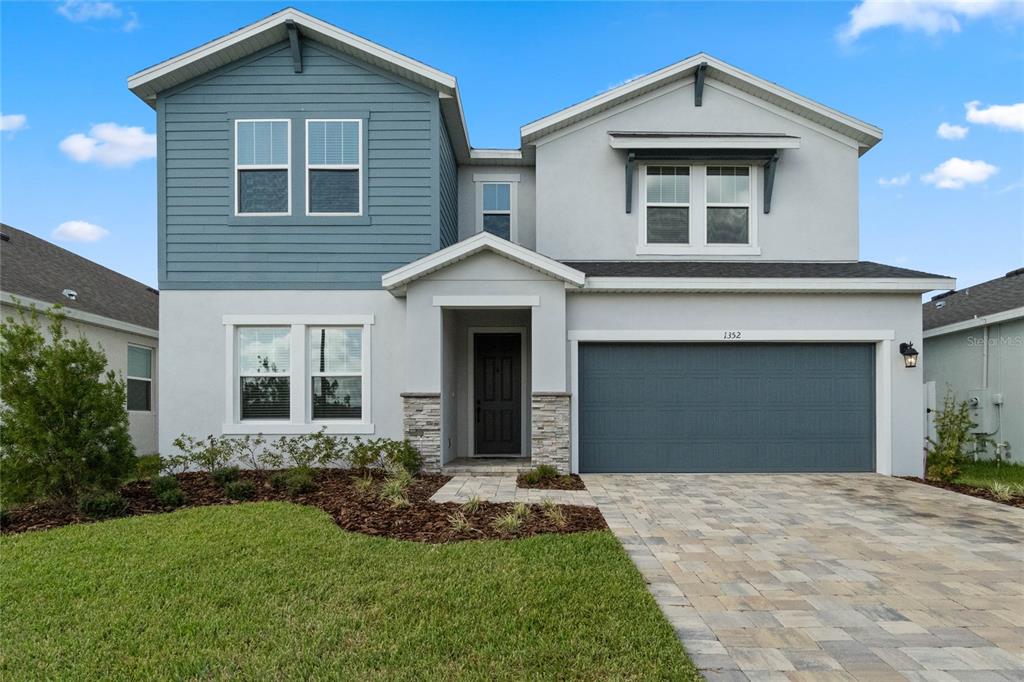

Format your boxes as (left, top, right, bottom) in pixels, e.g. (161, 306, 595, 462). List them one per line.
(473, 332, 523, 456)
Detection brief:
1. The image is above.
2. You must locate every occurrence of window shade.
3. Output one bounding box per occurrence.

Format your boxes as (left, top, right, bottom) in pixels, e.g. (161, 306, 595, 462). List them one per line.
(646, 167, 690, 204)
(128, 346, 152, 379)
(237, 121, 288, 166)
(308, 121, 359, 165)
(707, 167, 749, 204)
(239, 328, 290, 374)
(483, 183, 511, 212)
(309, 327, 361, 374)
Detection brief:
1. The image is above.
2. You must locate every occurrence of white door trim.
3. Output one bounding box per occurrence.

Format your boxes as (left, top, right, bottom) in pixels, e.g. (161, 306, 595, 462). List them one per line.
(569, 329, 895, 475)
(467, 327, 529, 458)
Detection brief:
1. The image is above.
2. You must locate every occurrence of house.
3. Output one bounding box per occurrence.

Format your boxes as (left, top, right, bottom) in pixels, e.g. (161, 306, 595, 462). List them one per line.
(129, 8, 953, 476)
(923, 269, 1024, 463)
(0, 224, 159, 454)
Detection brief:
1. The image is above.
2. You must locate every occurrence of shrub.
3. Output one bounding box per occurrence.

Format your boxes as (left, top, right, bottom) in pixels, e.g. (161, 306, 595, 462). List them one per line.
(232, 434, 267, 471)
(77, 492, 128, 519)
(347, 437, 422, 473)
(155, 487, 185, 508)
(520, 465, 559, 485)
(135, 454, 164, 480)
(150, 475, 180, 496)
(224, 480, 255, 500)
(926, 390, 988, 483)
(172, 434, 234, 473)
(211, 466, 241, 487)
(306, 429, 350, 468)
(347, 437, 383, 470)
(380, 439, 422, 474)
(0, 306, 136, 504)
(280, 467, 316, 496)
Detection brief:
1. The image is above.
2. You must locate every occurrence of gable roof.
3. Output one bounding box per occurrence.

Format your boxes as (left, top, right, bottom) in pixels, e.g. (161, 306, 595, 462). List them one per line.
(521, 53, 883, 154)
(567, 260, 949, 279)
(0, 224, 159, 331)
(127, 7, 471, 160)
(381, 232, 586, 294)
(923, 268, 1024, 332)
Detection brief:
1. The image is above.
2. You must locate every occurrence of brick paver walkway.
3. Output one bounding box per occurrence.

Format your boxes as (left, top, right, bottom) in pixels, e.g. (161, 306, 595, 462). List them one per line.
(430, 474, 596, 506)
(584, 473, 1024, 681)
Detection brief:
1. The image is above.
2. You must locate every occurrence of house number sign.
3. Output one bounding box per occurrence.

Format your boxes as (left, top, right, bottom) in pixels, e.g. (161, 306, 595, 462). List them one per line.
(722, 331, 742, 340)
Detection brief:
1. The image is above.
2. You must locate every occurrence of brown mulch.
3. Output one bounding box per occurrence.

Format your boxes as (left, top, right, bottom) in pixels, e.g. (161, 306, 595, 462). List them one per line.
(0, 469, 607, 542)
(901, 477, 1024, 509)
(516, 473, 587, 491)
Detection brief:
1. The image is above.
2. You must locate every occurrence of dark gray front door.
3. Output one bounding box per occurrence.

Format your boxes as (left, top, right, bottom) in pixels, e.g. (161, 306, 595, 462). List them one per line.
(579, 343, 875, 473)
(474, 333, 522, 455)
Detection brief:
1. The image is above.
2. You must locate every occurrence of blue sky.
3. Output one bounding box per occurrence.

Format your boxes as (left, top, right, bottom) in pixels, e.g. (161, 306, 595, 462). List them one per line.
(2, 1, 1022, 290)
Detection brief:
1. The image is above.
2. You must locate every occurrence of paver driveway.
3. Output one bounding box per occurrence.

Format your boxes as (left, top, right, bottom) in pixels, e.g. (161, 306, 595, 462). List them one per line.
(585, 474, 1024, 681)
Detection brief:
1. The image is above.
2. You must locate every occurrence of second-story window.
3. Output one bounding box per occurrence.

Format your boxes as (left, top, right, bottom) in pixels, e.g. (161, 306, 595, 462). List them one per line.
(481, 183, 512, 239)
(307, 119, 362, 216)
(706, 167, 750, 244)
(644, 166, 690, 244)
(235, 120, 290, 216)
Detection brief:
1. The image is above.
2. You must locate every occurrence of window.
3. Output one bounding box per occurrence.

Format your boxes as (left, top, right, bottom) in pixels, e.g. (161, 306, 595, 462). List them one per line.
(481, 183, 512, 239)
(238, 327, 290, 420)
(644, 166, 690, 244)
(306, 119, 362, 215)
(309, 327, 362, 420)
(127, 345, 152, 412)
(235, 120, 290, 215)
(706, 167, 750, 244)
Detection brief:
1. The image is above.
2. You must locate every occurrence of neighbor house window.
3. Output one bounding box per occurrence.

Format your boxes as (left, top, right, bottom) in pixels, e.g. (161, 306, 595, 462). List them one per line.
(481, 182, 512, 239)
(644, 166, 690, 244)
(126, 345, 152, 412)
(309, 327, 362, 420)
(238, 327, 290, 420)
(235, 119, 290, 215)
(706, 167, 750, 244)
(306, 119, 362, 215)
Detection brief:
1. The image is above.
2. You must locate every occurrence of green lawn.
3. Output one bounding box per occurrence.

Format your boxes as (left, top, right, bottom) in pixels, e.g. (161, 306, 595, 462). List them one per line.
(954, 458, 1024, 490)
(1, 503, 698, 681)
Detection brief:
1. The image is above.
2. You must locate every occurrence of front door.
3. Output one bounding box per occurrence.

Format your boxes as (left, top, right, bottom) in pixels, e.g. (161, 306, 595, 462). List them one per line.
(474, 333, 522, 455)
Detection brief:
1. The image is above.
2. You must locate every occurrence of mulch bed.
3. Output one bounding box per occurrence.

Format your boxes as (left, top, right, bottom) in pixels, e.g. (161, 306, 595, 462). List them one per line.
(517, 473, 587, 491)
(1, 469, 607, 542)
(901, 477, 1024, 509)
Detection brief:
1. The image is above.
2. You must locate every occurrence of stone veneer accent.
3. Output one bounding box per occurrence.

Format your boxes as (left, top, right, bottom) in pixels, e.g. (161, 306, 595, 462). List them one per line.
(531, 392, 571, 474)
(401, 393, 441, 473)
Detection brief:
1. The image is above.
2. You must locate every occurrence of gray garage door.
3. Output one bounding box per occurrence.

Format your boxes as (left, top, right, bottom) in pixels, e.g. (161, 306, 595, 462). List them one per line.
(578, 343, 875, 473)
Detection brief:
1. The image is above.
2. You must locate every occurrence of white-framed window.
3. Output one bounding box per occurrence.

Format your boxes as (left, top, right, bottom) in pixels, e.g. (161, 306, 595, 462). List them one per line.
(638, 163, 758, 255)
(126, 345, 153, 412)
(223, 315, 374, 434)
(309, 327, 363, 420)
(235, 119, 291, 216)
(305, 119, 362, 216)
(474, 173, 519, 242)
(706, 166, 751, 244)
(237, 327, 291, 421)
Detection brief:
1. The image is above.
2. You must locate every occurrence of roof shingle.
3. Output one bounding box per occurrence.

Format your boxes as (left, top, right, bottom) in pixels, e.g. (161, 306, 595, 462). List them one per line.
(923, 269, 1024, 331)
(562, 260, 949, 279)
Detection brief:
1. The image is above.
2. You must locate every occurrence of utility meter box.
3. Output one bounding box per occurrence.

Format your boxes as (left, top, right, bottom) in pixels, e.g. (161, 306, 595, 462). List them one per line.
(967, 389, 996, 434)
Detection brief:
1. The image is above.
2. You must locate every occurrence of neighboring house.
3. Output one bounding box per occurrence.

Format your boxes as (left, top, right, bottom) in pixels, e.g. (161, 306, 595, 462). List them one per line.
(923, 269, 1024, 463)
(0, 224, 160, 455)
(130, 8, 953, 476)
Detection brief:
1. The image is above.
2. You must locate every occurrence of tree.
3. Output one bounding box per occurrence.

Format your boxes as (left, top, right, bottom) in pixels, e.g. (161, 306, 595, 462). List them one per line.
(1, 305, 136, 504)
(926, 388, 983, 484)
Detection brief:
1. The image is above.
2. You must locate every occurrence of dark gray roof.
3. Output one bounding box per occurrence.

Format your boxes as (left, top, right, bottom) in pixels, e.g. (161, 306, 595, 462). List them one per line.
(607, 131, 799, 139)
(0, 224, 158, 330)
(923, 268, 1024, 331)
(563, 260, 949, 279)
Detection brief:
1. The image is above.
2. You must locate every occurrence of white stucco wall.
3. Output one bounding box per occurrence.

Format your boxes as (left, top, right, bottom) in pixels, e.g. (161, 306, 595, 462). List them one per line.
(565, 292, 926, 476)
(0, 303, 159, 455)
(457, 165, 537, 249)
(533, 78, 861, 261)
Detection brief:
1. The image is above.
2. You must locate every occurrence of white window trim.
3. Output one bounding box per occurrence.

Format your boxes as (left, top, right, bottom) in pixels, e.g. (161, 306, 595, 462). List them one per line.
(234, 118, 292, 217)
(305, 118, 363, 217)
(126, 344, 154, 414)
(474, 175, 519, 242)
(306, 325, 371, 426)
(222, 315, 374, 435)
(638, 163, 760, 256)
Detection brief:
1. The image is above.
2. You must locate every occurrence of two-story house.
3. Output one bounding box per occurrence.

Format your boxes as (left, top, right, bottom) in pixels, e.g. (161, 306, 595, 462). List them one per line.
(130, 8, 953, 476)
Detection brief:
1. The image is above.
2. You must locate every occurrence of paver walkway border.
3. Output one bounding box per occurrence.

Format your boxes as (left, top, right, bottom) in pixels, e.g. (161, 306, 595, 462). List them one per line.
(430, 474, 597, 507)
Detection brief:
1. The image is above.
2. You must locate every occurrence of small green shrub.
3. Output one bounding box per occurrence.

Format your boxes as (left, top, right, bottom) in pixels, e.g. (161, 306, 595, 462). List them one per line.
(77, 492, 128, 519)
(347, 437, 422, 473)
(172, 434, 233, 473)
(520, 465, 559, 485)
(135, 454, 164, 480)
(232, 434, 267, 470)
(224, 480, 255, 500)
(926, 389, 988, 483)
(380, 439, 422, 474)
(461, 496, 481, 514)
(155, 487, 185, 508)
(150, 475, 180, 496)
(280, 468, 316, 496)
(211, 466, 241, 487)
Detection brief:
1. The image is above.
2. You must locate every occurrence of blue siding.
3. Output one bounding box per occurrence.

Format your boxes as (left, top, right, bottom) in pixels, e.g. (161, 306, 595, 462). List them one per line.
(159, 40, 441, 289)
(438, 115, 458, 248)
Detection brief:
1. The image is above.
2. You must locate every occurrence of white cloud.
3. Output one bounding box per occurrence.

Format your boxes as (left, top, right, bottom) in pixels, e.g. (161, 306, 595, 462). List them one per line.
(965, 100, 1024, 132)
(936, 122, 968, 140)
(57, 1, 138, 32)
(59, 123, 156, 167)
(838, 0, 1021, 42)
(878, 173, 911, 187)
(53, 220, 110, 243)
(922, 157, 998, 189)
(0, 113, 27, 133)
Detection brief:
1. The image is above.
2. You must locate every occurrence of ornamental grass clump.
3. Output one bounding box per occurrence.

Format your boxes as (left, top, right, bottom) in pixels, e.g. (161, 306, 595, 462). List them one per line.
(447, 511, 471, 532)
(460, 496, 481, 514)
(541, 499, 566, 527)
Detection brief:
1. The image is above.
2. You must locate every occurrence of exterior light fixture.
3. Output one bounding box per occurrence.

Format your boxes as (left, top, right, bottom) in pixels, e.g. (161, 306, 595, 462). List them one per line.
(899, 342, 919, 368)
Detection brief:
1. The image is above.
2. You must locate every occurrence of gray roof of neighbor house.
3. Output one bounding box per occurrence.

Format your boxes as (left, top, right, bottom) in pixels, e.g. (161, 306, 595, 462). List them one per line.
(0, 224, 159, 331)
(923, 268, 1024, 331)
(563, 260, 949, 279)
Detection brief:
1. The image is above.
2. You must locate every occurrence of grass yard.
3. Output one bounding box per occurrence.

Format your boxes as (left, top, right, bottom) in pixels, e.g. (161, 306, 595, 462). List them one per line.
(955, 458, 1024, 490)
(1, 502, 698, 681)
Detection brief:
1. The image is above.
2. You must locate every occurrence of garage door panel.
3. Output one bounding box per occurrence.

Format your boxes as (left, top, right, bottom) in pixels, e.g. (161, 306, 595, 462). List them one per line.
(578, 343, 875, 473)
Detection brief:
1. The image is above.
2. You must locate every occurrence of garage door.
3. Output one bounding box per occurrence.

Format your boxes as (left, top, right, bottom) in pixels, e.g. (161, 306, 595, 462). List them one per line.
(578, 343, 875, 473)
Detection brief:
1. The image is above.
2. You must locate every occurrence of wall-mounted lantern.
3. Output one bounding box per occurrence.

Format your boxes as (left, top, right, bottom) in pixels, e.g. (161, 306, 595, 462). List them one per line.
(899, 342, 919, 368)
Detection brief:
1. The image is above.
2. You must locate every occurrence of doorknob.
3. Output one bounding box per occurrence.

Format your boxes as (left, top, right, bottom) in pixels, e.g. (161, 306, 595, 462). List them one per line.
(475, 400, 481, 422)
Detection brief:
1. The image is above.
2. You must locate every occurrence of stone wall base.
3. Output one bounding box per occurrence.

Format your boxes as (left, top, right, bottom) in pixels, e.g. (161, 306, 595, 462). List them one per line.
(531, 392, 571, 474)
(402, 393, 441, 473)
